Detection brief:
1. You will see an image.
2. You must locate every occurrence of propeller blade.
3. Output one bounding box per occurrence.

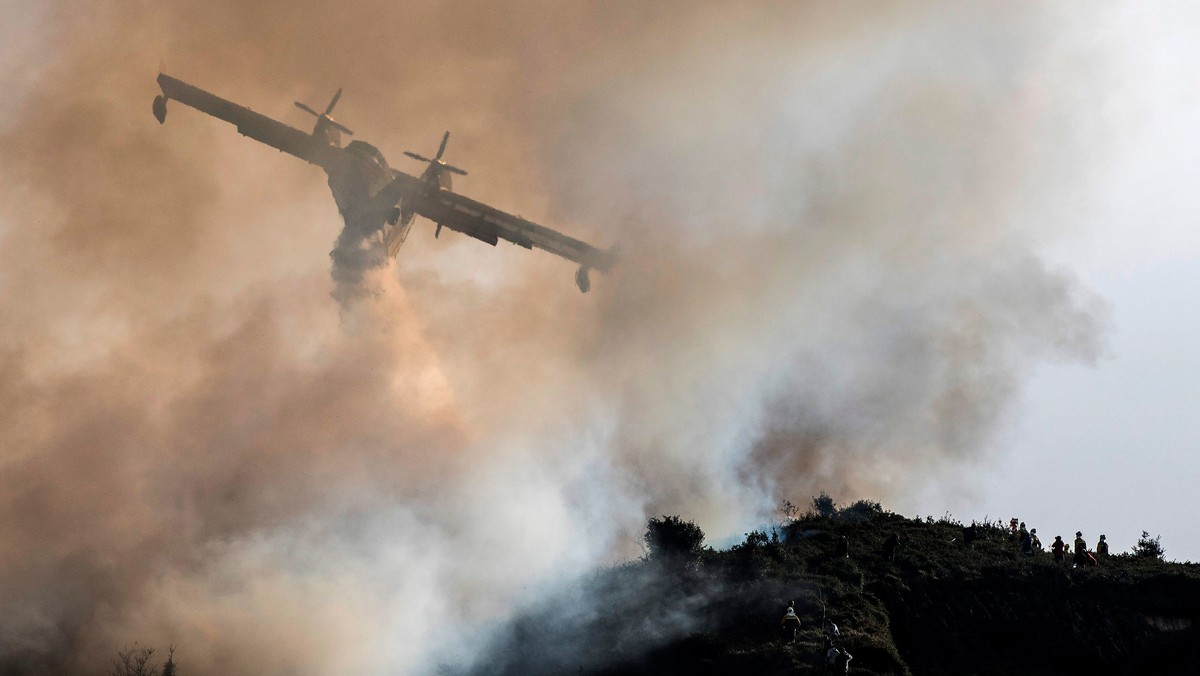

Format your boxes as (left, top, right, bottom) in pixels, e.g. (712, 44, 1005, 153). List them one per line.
(435, 131, 450, 160)
(295, 101, 320, 117)
(404, 151, 433, 163)
(324, 88, 342, 115)
(442, 164, 468, 176)
(327, 119, 354, 136)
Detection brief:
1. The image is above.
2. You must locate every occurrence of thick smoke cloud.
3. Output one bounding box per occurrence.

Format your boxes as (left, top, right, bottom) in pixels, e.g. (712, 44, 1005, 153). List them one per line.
(0, 1, 1113, 673)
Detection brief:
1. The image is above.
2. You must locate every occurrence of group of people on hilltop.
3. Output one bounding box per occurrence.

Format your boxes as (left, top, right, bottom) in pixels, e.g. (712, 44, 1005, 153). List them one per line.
(1012, 520, 1043, 557)
(779, 602, 853, 673)
(1013, 517, 1109, 567)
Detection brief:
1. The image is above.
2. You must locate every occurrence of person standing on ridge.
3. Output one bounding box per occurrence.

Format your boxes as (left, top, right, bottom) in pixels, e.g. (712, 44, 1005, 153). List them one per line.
(962, 524, 978, 545)
(1010, 517, 1019, 539)
(1097, 534, 1110, 556)
(1052, 535, 1067, 563)
(1073, 531, 1088, 567)
(1030, 528, 1043, 552)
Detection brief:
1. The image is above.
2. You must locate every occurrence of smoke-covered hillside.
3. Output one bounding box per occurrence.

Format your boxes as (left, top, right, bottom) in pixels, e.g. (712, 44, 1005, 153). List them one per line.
(461, 502, 1200, 675)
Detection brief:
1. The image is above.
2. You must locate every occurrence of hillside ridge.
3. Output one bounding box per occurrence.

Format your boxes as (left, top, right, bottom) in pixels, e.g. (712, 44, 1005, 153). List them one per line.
(463, 502, 1200, 675)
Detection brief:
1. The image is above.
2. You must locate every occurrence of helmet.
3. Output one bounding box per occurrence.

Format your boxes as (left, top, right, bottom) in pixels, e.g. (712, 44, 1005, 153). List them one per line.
(1076, 531, 1082, 537)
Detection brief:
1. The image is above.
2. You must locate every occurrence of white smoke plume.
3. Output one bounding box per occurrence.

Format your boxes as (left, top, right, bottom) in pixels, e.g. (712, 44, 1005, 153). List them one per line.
(0, 1, 1115, 673)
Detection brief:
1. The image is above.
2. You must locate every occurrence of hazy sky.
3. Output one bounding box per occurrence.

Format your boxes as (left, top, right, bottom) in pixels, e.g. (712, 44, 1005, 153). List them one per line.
(2, 1, 1199, 673)
(913, 3, 1200, 561)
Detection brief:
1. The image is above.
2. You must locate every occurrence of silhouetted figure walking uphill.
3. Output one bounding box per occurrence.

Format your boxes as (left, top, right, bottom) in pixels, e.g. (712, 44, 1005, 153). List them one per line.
(883, 532, 900, 562)
(824, 619, 840, 648)
(780, 602, 801, 643)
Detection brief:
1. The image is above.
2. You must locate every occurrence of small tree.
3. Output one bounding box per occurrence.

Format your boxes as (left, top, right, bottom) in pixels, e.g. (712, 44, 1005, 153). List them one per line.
(644, 515, 705, 569)
(109, 643, 177, 676)
(812, 492, 836, 518)
(110, 644, 156, 676)
(161, 646, 178, 676)
(778, 500, 801, 522)
(1134, 531, 1165, 560)
(739, 530, 770, 550)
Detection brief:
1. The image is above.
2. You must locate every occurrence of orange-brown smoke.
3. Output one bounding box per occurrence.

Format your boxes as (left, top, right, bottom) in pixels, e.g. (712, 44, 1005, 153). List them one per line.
(0, 1, 1112, 672)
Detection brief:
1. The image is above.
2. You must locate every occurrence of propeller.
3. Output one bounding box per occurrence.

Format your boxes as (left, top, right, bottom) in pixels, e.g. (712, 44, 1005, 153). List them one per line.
(404, 131, 468, 176)
(435, 130, 449, 160)
(294, 88, 354, 136)
(324, 88, 342, 115)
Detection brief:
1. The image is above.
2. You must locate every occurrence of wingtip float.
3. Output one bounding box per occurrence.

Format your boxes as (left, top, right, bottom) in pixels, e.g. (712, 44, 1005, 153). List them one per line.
(153, 72, 613, 293)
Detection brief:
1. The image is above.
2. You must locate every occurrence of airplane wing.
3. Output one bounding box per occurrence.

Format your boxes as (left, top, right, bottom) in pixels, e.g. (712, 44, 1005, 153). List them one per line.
(372, 171, 615, 290)
(155, 73, 336, 168)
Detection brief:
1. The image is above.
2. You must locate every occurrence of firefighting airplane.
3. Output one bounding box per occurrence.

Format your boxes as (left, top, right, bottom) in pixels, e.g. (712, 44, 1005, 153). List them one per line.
(152, 73, 614, 292)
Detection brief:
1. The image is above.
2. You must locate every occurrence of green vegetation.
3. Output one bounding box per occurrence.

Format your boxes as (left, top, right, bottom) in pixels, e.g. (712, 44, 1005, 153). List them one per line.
(645, 514, 707, 571)
(467, 501, 1200, 675)
(1135, 530, 1167, 560)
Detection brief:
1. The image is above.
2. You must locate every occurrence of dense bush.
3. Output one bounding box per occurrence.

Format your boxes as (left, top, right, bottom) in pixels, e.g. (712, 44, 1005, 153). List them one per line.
(838, 499, 884, 522)
(645, 515, 705, 569)
(1133, 530, 1165, 560)
(811, 492, 837, 518)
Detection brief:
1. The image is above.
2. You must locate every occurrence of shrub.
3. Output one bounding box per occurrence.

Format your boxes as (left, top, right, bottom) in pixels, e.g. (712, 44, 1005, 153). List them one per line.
(839, 499, 884, 522)
(745, 530, 770, 548)
(812, 492, 837, 518)
(1134, 531, 1165, 560)
(645, 515, 705, 569)
(109, 644, 176, 676)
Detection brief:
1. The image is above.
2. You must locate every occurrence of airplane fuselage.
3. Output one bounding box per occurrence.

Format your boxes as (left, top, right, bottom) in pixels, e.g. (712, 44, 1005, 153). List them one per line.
(326, 141, 391, 219)
(324, 140, 423, 255)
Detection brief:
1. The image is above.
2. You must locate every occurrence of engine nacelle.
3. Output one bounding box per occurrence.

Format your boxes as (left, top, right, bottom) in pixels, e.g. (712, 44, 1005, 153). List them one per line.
(575, 266, 591, 293)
